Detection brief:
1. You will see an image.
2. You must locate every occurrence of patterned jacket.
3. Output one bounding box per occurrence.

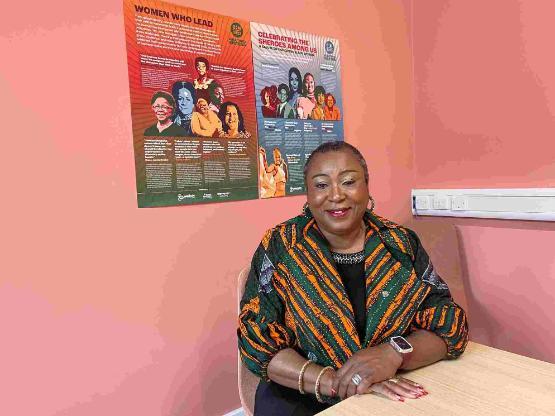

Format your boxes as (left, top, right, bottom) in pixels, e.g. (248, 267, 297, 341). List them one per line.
(238, 210, 468, 381)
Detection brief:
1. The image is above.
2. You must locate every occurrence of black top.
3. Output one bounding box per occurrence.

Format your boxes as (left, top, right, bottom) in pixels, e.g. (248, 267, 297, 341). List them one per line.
(144, 122, 188, 136)
(332, 252, 366, 341)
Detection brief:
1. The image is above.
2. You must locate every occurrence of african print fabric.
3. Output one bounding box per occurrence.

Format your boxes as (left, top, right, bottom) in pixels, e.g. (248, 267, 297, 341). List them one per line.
(238, 209, 468, 383)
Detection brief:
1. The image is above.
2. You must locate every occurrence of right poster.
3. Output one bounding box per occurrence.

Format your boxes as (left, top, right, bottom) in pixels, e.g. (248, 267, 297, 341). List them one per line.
(251, 23, 344, 198)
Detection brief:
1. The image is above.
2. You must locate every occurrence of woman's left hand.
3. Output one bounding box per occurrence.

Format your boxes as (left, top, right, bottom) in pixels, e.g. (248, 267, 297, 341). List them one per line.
(368, 377, 428, 402)
(333, 343, 402, 399)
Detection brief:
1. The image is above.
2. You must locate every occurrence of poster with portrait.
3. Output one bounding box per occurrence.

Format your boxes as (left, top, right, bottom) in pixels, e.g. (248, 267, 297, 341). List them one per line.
(251, 23, 343, 198)
(124, 0, 258, 207)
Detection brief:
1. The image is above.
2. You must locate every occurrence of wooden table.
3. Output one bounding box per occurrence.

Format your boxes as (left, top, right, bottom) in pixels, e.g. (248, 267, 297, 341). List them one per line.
(317, 342, 555, 415)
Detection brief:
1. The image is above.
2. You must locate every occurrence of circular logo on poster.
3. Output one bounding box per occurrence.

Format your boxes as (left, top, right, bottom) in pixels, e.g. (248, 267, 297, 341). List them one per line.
(325, 41, 334, 54)
(231, 22, 243, 38)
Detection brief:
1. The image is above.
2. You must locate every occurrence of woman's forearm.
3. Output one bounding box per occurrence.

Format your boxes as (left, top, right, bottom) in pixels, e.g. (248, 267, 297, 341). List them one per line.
(267, 348, 335, 397)
(401, 329, 447, 370)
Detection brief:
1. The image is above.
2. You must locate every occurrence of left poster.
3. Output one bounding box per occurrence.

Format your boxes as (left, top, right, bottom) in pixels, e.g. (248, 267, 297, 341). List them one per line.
(123, 0, 258, 207)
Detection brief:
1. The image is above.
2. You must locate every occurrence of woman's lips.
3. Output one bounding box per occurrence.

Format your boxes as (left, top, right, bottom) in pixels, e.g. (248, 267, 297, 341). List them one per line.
(326, 207, 351, 218)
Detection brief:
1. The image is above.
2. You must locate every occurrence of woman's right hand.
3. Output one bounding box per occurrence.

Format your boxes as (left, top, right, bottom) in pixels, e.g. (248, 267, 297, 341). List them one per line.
(367, 377, 428, 402)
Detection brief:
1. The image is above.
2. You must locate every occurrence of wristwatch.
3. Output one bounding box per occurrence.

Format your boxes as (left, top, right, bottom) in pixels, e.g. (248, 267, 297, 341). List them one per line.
(389, 336, 413, 367)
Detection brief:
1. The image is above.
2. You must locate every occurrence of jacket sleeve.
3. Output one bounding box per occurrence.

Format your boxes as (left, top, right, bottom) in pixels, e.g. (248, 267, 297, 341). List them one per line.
(237, 229, 297, 380)
(406, 229, 469, 358)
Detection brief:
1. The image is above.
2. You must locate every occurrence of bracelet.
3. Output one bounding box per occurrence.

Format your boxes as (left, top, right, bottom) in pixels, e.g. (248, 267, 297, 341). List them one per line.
(315, 366, 334, 403)
(298, 360, 312, 394)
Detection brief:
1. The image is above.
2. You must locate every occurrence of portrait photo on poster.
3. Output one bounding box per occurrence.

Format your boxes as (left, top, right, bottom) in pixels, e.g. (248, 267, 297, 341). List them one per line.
(251, 22, 344, 199)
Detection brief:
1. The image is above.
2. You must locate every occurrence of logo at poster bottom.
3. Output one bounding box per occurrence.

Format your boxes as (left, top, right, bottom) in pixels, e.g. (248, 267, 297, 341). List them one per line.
(178, 193, 196, 201)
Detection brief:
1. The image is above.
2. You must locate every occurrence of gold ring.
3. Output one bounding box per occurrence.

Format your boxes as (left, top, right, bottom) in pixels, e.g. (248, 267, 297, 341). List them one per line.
(388, 378, 399, 384)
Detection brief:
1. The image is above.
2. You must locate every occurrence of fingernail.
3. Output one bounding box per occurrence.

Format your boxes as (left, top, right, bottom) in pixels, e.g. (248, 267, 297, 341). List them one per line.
(397, 395, 404, 402)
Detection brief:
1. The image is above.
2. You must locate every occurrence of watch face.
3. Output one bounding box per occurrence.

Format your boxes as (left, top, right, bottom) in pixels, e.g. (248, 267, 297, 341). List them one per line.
(391, 336, 412, 351)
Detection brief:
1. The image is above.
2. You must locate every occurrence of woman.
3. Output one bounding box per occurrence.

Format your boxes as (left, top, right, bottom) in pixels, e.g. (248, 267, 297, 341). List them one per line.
(260, 147, 288, 197)
(193, 57, 215, 103)
(144, 91, 186, 136)
(287, 67, 302, 114)
(191, 98, 222, 137)
(310, 86, 326, 120)
(276, 84, 295, 119)
(258, 147, 276, 198)
(239, 142, 468, 415)
(171, 81, 196, 135)
(324, 93, 341, 121)
(208, 82, 225, 113)
(260, 85, 278, 118)
(296, 73, 316, 119)
(218, 102, 251, 139)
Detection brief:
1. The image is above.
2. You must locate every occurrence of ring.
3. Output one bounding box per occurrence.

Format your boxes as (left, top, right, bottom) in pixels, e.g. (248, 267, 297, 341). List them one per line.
(351, 373, 363, 386)
(388, 378, 399, 384)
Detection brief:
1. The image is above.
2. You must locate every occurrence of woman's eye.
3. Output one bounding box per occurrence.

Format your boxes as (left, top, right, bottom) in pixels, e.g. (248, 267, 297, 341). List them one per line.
(314, 183, 328, 189)
(342, 179, 355, 186)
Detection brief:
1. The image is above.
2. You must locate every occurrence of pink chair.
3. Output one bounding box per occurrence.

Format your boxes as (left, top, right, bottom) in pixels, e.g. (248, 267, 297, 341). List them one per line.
(238, 266, 258, 416)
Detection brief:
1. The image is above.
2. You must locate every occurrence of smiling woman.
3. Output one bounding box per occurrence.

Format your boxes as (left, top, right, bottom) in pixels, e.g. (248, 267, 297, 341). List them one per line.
(144, 91, 187, 137)
(238, 141, 469, 415)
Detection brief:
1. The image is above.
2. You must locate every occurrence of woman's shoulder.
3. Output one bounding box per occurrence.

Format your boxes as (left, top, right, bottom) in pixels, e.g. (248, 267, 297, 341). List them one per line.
(144, 124, 159, 136)
(258, 212, 310, 250)
(366, 211, 419, 260)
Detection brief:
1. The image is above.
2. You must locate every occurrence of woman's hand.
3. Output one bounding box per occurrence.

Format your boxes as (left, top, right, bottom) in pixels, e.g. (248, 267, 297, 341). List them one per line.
(369, 377, 428, 402)
(333, 343, 402, 399)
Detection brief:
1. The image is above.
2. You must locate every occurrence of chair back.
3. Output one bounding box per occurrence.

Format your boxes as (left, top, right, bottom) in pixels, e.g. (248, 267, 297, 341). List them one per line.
(237, 266, 257, 416)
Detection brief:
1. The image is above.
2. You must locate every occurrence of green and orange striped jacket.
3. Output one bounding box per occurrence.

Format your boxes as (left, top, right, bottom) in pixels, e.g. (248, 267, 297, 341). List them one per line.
(238, 210, 468, 381)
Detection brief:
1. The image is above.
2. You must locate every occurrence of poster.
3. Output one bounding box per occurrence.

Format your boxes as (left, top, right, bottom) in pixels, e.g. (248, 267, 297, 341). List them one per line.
(251, 23, 343, 198)
(123, 0, 258, 207)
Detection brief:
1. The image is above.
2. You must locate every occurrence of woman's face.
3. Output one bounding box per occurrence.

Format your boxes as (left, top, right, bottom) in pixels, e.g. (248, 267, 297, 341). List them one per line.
(177, 88, 194, 115)
(214, 87, 224, 105)
(197, 99, 208, 115)
(317, 92, 325, 105)
(326, 95, 334, 108)
(306, 149, 369, 237)
(289, 72, 299, 93)
(304, 75, 315, 95)
(152, 97, 173, 123)
(273, 150, 281, 164)
(278, 88, 288, 103)
(225, 104, 239, 131)
(263, 91, 269, 105)
(196, 61, 207, 77)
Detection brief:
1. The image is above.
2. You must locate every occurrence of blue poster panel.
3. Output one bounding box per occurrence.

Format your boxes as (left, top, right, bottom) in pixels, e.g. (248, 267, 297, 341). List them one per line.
(251, 23, 344, 198)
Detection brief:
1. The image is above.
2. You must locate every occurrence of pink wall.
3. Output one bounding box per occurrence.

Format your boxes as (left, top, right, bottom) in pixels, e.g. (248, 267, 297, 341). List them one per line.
(411, 0, 555, 363)
(0, 1, 414, 415)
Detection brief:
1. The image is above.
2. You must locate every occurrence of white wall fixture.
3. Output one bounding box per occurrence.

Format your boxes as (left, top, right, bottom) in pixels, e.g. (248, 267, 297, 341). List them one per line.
(411, 188, 555, 221)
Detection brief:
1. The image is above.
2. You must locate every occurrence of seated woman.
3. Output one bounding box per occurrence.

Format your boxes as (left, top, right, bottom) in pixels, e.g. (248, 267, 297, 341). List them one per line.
(144, 91, 186, 136)
(218, 102, 251, 139)
(324, 93, 341, 121)
(171, 81, 196, 135)
(238, 141, 468, 415)
(310, 86, 326, 120)
(191, 98, 222, 137)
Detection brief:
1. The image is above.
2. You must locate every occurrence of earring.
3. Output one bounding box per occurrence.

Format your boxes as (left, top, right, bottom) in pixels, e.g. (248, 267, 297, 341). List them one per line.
(302, 202, 310, 216)
(368, 195, 375, 212)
